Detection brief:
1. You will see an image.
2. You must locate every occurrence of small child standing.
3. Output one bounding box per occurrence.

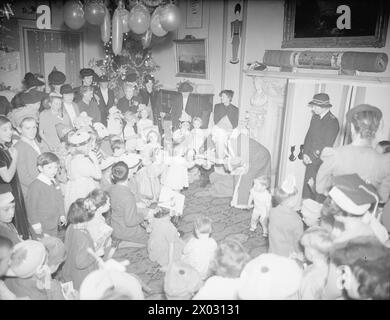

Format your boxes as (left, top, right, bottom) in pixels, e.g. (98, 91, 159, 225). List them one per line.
(137, 107, 154, 143)
(148, 207, 184, 271)
(298, 227, 333, 300)
(268, 175, 304, 258)
(181, 215, 218, 279)
(25, 152, 66, 237)
(248, 176, 272, 236)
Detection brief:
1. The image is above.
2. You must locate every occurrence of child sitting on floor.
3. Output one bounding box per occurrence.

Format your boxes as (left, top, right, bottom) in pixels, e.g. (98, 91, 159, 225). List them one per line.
(4, 240, 65, 300)
(25, 152, 66, 238)
(248, 176, 272, 236)
(193, 239, 250, 300)
(298, 226, 334, 300)
(181, 215, 217, 280)
(268, 175, 304, 258)
(190, 117, 209, 155)
(62, 199, 98, 291)
(84, 189, 113, 258)
(147, 207, 184, 271)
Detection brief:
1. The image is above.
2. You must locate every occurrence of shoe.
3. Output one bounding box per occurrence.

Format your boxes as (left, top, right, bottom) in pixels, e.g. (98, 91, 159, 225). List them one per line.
(249, 227, 256, 232)
(262, 233, 268, 238)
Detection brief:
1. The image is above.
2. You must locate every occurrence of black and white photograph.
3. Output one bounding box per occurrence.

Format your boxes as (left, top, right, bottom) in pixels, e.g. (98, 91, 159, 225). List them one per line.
(0, 0, 389, 305)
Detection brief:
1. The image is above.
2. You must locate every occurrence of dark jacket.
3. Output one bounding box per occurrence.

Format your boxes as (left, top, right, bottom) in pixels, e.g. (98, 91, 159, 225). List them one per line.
(0, 96, 11, 115)
(95, 87, 115, 125)
(213, 103, 239, 129)
(303, 111, 340, 164)
(117, 96, 139, 114)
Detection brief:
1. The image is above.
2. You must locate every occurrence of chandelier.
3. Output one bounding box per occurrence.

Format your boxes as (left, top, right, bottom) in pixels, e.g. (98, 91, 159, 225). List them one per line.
(63, 0, 181, 54)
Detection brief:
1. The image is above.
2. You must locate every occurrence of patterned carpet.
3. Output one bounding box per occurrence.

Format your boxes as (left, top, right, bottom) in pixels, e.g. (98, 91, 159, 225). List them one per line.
(111, 181, 268, 300)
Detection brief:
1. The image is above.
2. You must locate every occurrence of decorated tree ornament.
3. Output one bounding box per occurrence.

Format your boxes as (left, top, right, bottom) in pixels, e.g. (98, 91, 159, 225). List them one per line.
(119, 8, 131, 33)
(112, 8, 123, 56)
(141, 29, 152, 49)
(159, 3, 181, 32)
(63, 1, 85, 30)
(100, 6, 111, 43)
(84, 1, 106, 25)
(150, 7, 167, 37)
(128, 3, 151, 35)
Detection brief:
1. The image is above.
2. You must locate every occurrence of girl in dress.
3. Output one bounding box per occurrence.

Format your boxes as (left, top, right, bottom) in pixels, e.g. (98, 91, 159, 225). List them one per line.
(64, 131, 102, 214)
(62, 199, 98, 290)
(136, 106, 154, 147)
(39, 96, 72, 152)
(0, 116, 31, 239)
(84, 189, 113, 258)
(123, 111, 138, 153)
(148, 207, 184, 271)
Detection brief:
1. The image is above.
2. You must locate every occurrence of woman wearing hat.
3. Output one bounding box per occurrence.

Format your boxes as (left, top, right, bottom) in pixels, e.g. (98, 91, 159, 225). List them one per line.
(316, 104, 390, 202)
(302, 93, 339, 201)
(0, 116, 32, 240)
(61, 84, 80, 127)
(74, 68, 98, 103)
(47, 67, 66, 96)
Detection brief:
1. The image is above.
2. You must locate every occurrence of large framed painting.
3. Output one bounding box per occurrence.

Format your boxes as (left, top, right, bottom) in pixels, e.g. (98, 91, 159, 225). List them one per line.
(174, 38, 207, 79)
(282, 0, 389, 48)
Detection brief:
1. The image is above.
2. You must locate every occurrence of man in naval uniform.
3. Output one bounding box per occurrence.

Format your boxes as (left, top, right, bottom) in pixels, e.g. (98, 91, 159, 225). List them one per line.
(302, 92, 340, 201)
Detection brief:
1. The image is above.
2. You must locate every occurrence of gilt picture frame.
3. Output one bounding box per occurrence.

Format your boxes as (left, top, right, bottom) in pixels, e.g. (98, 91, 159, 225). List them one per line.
(174, 38, 207, 79)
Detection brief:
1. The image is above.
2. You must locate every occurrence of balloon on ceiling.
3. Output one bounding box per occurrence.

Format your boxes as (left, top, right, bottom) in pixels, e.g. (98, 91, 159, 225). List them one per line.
(63, 0, 181, 53)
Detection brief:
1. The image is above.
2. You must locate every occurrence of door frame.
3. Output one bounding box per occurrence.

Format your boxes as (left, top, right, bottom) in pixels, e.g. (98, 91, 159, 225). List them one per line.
(18, 19, 84, 78)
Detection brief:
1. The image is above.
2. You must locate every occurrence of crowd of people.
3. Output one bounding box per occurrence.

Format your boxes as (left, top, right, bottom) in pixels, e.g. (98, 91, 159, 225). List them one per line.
(0, 68, 389, 300)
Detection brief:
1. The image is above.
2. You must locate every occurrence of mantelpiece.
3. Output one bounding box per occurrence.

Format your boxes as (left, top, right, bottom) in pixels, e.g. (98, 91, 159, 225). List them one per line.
(244, 70, 390, 84)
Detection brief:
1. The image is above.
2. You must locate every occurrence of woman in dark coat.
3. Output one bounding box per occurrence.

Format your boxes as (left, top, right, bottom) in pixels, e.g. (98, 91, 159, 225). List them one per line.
(0, 116, 32, 239)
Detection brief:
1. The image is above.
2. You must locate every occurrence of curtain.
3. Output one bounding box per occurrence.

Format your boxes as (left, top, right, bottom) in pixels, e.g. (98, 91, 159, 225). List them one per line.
(26, 29, 81, 86)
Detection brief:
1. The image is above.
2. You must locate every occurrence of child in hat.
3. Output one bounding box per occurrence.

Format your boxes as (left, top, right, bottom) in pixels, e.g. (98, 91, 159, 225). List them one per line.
(64, 130, 101, 214)
(25, 152, 66, 237)
(321, 174, 389, 245)
(62, 199, 98, 290)
(268, 175, 304, 257)
(298, 226, 334, 300)
(181, 215, 217, 279)
(193, 238, 250, 300)
(237, 253, 303, 300)
(248, 176, 272, 236)
(0, 235, 19, 299)
(148, 207, 184, 271)
(164, 261, 203, 300)
(4, 240, 65, 299)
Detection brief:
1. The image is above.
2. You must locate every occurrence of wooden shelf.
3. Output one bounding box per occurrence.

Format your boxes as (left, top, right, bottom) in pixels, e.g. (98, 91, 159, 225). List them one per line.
(244, 70, 390, 85)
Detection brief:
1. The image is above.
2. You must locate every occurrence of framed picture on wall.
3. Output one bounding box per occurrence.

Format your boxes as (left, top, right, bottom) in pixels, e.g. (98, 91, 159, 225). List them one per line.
(174, 37, 207, 79)
(186, 0, 203, 28)
(282, 0, 389, 48)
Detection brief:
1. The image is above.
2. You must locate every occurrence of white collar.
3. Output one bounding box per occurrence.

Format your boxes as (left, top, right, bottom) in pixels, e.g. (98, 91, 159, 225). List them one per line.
(37, 173, 53, 186)
(319, 110, 330, 119)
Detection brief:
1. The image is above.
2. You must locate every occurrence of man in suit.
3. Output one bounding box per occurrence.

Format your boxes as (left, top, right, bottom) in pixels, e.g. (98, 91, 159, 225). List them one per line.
(95, 75, 115, 126)
(61, 84, 80, 127)
(302, 93, 340, 200)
